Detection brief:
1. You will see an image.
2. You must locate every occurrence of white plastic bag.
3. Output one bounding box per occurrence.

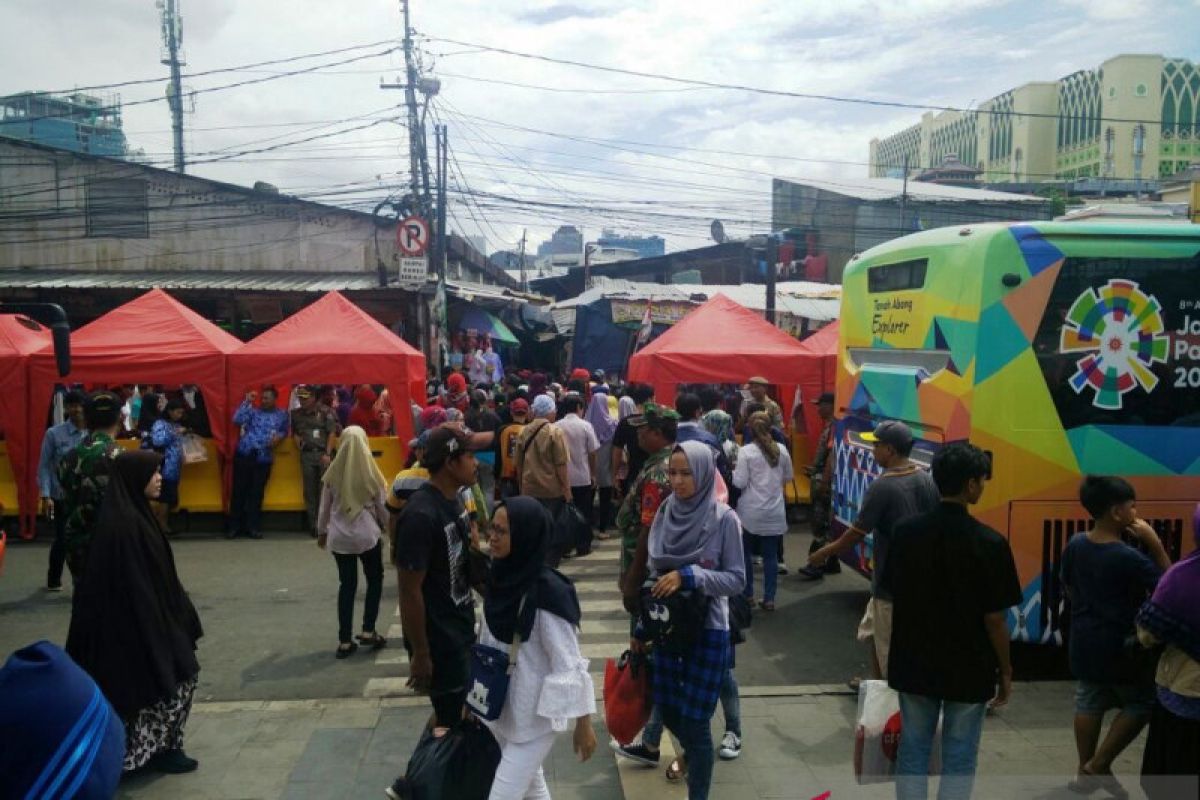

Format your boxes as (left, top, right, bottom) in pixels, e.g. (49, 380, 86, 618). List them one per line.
(853, 679, 942, 784)
(181, 433, 208, 465)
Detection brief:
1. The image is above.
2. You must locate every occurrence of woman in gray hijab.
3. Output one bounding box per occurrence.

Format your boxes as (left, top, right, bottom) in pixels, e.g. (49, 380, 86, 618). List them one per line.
(633, 440, 744, 800)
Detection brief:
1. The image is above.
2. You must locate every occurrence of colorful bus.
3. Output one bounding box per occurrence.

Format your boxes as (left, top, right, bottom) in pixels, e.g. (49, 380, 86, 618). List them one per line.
(833, 221, 1200, 644)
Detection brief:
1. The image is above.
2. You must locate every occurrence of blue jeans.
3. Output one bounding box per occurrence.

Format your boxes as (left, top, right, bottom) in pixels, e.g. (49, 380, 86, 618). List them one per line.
(742, 532, 778, 602)
(896, 693, 987, 800)
(662, 706, 715, 800)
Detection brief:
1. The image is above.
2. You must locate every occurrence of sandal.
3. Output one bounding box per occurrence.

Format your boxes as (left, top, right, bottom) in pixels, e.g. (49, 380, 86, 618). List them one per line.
(335, 641, 359, 659)
(356, 632, 387, 650)
(665, 758, 686, 782)
(847, 677, 862, 691)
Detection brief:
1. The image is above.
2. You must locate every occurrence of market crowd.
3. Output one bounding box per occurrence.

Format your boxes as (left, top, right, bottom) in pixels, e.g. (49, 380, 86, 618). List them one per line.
(3, 360, 1198, 800)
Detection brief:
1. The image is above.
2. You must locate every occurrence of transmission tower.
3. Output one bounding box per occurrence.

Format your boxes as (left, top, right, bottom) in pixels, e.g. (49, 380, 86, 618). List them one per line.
(158, 0, 187, 173)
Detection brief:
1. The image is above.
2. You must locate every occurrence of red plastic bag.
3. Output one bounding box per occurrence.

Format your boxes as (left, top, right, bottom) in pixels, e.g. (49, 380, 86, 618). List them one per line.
(603, 650, 651, 746)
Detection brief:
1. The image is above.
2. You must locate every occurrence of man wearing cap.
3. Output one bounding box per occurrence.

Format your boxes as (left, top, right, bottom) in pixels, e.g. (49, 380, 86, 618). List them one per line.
(741, 377, 783, 431)
(807, 419, 939, 682)
(616, 403, 679, 609)
(39, 390, 86, 591)
(392, 426, 482, 730)
(798, 392, 840, 580)
(291, 386, 339, 537)
(514, 394, 572, 563)
(494, 398, 530, 501)
(58, 390, 124, 585)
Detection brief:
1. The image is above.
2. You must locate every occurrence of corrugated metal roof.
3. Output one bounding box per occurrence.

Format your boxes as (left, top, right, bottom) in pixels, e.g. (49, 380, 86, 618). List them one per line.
(0, 270, 389, 292)
(550, 277, 841, 335)
(779, 176, 1046, 203)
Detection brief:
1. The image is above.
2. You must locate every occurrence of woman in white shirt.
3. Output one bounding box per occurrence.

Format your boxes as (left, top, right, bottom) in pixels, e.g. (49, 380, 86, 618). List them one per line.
(732, 412, 793, 611)
(316, 426, 389, 658)
(480, 496, 598, 799)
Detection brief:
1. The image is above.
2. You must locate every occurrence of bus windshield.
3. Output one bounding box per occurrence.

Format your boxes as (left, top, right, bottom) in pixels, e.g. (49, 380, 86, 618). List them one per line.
(1033, 253, 1200, 430)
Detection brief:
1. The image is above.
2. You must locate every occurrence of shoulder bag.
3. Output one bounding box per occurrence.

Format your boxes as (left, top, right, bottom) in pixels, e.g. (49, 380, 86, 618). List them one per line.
(466, 596, 527, 721)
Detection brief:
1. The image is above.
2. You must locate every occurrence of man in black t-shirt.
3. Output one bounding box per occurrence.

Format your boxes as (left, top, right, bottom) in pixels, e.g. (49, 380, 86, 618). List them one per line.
(393, 425, 482, 727)
(882, 442, 1022, 800)
(611, 383, 654, 497)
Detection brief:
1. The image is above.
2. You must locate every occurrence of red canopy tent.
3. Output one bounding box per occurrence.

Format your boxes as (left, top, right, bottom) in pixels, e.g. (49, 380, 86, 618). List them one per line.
(626, 294, 836, 444)
(226, 291, 426, 450)
(0, 316, 51, 537)
(25, 289, 242, 534)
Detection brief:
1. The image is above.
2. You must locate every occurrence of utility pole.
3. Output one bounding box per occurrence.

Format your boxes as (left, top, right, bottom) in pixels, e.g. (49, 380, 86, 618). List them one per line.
(381, 0, 432, 217)
(765, 235, 777, 325)
(518, 229, 528, 292)
(160, 0, 186, 173)
(435, 123, 448, 284)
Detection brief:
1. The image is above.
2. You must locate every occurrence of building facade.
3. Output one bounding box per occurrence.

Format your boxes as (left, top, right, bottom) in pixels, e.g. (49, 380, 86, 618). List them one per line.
(0, 92, 128, 157)
(536, 225, 583, 257)
(870, 54, 1200, 185)
(596, 229, 666, 259)
(0, 136, 520, 349)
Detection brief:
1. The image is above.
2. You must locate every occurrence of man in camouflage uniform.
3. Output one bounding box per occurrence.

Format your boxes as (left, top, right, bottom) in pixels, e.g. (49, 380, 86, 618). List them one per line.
(799, 392, 841, 580)
(58, 391, 124, 585)
(290, 386, 338, 536)
(615, 402, 679, 610)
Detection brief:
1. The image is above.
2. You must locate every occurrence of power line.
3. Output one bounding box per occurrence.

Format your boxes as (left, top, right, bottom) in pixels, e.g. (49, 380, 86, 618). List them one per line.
(419, 35, 1175, 127)
(27, 38, 400, 96)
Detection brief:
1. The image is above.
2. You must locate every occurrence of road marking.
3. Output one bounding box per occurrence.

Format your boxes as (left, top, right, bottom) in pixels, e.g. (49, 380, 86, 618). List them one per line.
(580, 618, 631, 635)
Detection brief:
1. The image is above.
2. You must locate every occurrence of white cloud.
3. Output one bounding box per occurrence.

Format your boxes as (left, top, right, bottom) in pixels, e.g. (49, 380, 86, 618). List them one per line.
(2, 0, 1197, 253)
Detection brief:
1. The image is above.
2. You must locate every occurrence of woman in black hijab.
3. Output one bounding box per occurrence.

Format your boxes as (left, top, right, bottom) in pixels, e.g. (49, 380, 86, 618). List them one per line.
(66, 450, 204, 776)
(477, 496, 596, 798)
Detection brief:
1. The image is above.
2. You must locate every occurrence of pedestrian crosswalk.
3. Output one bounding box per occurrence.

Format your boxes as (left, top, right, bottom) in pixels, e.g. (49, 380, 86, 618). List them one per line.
(363, 535, 629, 699)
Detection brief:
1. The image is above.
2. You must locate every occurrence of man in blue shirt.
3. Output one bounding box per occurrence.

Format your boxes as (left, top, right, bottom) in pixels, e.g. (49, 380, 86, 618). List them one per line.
(38, 391, 86, 591)
(225, 386, 289, 540)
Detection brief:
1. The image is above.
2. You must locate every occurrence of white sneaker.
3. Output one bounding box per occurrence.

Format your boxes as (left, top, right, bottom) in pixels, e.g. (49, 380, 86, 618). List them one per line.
(751, 555, 762, 566)
(718, 731, 741, 760)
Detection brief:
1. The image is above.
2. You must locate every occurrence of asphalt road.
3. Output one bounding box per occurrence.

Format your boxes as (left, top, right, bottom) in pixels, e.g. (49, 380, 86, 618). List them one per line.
(0, 519, 1064, 703)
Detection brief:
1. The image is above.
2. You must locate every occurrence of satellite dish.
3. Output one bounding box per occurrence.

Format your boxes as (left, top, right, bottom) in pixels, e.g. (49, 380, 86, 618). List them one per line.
(710, 219, 727, 244)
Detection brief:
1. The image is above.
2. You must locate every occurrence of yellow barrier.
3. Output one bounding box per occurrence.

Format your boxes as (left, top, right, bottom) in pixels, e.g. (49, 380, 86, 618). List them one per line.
(2, 436, 409, 516)
(785, 433, 813, 505)
(0, 442, 18, 514)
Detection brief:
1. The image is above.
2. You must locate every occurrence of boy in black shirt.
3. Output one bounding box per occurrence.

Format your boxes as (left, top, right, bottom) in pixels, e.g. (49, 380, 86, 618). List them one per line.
(883, 442, 1022, 800)
(393, 426, 482, 728)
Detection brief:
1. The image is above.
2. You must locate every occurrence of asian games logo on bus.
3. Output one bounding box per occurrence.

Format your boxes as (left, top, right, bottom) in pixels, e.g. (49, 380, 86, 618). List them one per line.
(1059, 279, 1169, 410)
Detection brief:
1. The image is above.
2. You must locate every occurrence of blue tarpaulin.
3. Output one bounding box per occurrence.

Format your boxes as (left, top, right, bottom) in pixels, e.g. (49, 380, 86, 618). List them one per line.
(571, 300, 633, 377)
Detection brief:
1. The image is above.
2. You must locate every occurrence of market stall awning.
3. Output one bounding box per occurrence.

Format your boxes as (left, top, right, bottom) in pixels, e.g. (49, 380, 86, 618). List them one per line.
(449, 303, 518, 345)
(0, 315, 51, 536)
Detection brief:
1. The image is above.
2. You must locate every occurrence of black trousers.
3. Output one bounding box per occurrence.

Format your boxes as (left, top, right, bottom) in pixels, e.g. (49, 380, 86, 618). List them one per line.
(333, 541, 384, 644)
(570, 485, 595, 554)
(227, 453, 272, 535)
(46, 509, 68, 586)
(595, 486, 614, 531)
(534, 497, 566, 567)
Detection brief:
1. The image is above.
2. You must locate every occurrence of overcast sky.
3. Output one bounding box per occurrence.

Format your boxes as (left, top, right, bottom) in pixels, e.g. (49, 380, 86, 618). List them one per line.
(3, 0, 1198, 253)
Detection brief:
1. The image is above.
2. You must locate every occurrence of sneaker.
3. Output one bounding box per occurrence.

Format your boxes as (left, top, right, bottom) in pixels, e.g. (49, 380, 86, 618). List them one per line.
(824, 558, 842, 574)
(615, 742, 660, 767)
(777, 561, 789, 575)
(718, 731, 742, 760)
(751, 555, 762, 566)
(46, 582, 63, 592)
(385, 777, 409, 799)
(797, 566, 825, 581)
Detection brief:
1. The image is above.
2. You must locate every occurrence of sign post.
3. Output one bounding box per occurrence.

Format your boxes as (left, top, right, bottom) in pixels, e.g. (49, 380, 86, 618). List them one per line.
(396, 215, 430, 257)
(398, 256, 429, 286)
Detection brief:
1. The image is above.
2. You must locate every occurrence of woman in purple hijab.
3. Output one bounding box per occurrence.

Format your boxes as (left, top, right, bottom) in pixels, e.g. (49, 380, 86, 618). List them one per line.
(1136, 504, 1200, 799)
(585, 393, 619, 534)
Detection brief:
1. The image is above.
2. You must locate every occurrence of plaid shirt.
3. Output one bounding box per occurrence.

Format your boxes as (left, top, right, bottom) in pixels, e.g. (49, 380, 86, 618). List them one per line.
(650, 626, 731, 721)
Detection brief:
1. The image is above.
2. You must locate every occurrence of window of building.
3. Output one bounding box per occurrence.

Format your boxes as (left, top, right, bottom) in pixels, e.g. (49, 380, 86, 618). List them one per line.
(85, 178, 148, 238)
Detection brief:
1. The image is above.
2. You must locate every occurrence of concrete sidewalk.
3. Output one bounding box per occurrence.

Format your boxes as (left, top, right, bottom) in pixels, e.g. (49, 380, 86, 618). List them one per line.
(115, 681, 1155, 800)
(117, 695, 622, 800)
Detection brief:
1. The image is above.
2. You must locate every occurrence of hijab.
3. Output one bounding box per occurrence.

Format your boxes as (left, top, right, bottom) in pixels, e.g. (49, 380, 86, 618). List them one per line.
(353, 385, 377, 408)
(321, 426, 386, 518)
(1136, 503, 1200, 660)
(585, 393, 618, 444)
(618, 396, 637, 421)
(648, 440, 720, 569)
(420, 404, 448, 432)
(528, 372, 548, 398)
(701, 409, 734, 443)
(484, 496, 581, 644)
(66, 450, 202, 719)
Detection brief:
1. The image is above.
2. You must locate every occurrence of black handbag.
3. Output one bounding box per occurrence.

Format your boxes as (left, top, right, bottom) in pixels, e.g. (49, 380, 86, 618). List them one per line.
(728, 594, 753, 645)
(390, 720, 501, 800)
(638, 577, 710, 653)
